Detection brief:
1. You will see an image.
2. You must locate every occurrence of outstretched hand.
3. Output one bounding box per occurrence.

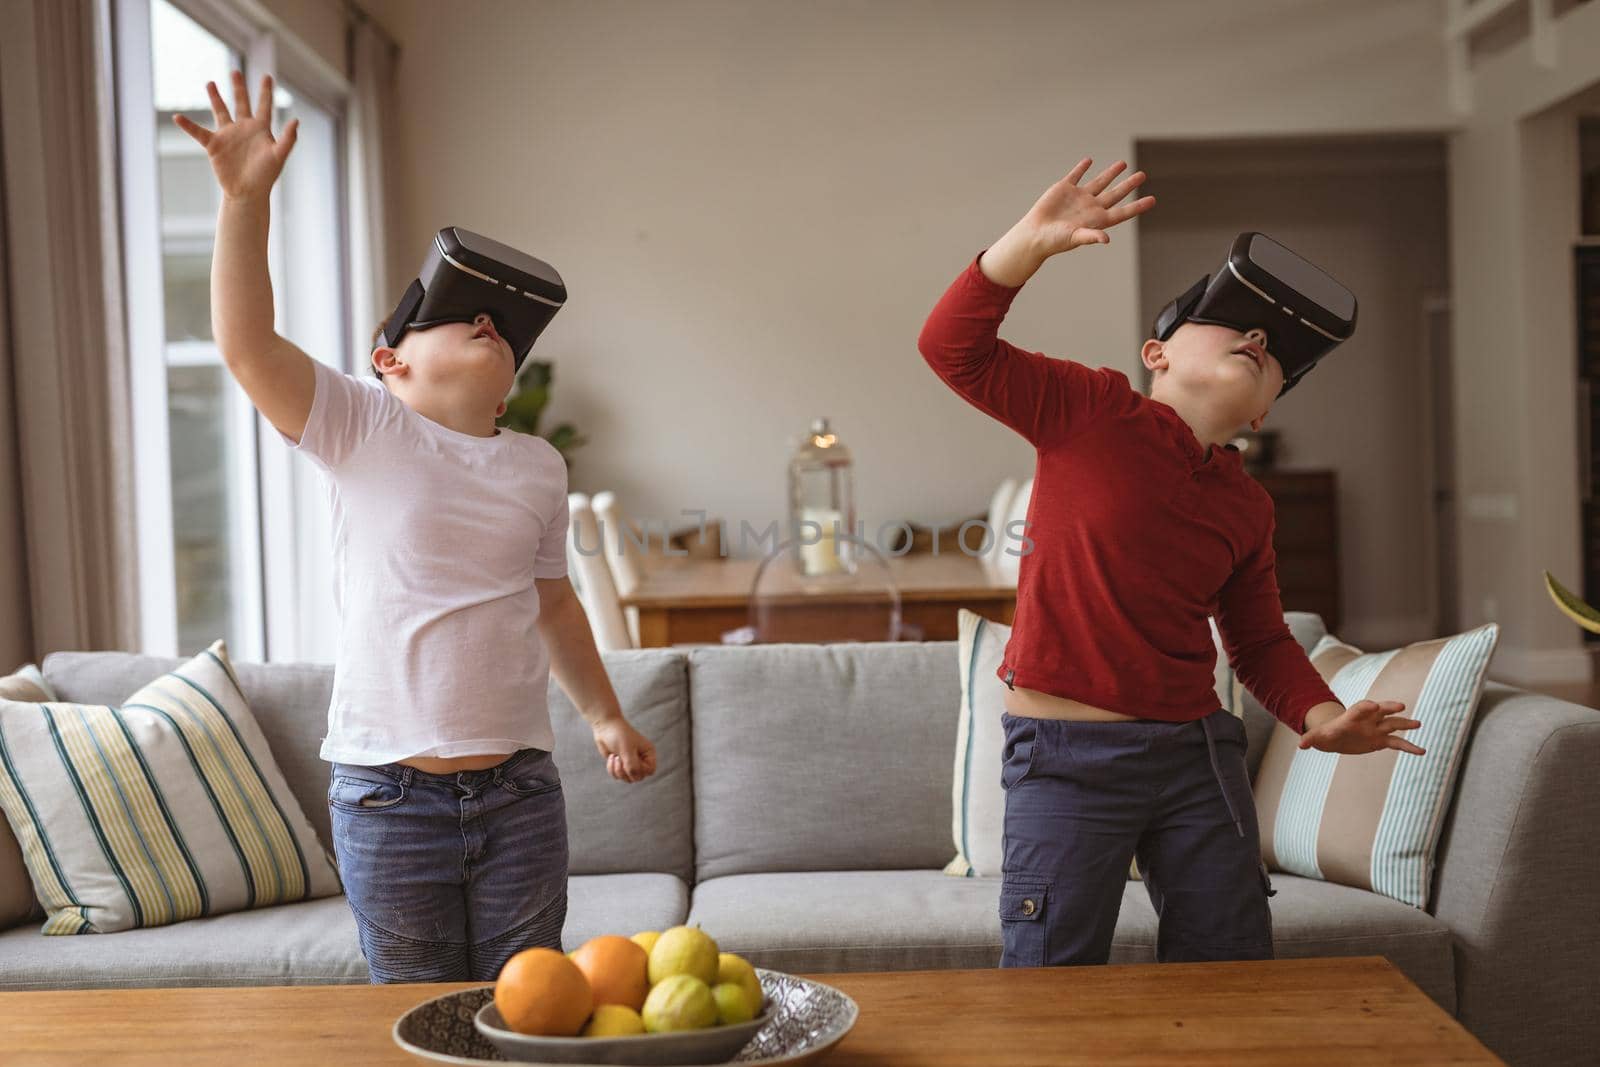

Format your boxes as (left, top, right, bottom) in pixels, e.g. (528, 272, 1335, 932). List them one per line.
(1020, 157, 1156, 255)
(1300, 699, 1425, 756)
(172, 71, 298, 201)
(978, 157, 1157, 287)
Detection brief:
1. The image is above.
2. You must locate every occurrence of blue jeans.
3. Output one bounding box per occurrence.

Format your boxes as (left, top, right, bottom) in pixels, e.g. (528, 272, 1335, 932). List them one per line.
(326, 748, 569, 983)
(999, 708, 1275, 967)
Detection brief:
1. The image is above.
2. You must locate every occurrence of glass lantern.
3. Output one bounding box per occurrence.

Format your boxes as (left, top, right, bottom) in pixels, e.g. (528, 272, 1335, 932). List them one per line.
(787, 417, 856, 576)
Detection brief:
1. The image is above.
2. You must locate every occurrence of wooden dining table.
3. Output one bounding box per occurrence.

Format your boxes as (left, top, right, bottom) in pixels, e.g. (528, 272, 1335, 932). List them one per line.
(616, 550, 1016, 646)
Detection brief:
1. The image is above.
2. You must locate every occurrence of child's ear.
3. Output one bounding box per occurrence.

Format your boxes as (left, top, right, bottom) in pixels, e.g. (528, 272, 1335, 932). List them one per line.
(372, 345, 404, 377)
(1249, 411, 1268, 432)
(495, 400, 507, 418)
(1140, 338, 1168, 374)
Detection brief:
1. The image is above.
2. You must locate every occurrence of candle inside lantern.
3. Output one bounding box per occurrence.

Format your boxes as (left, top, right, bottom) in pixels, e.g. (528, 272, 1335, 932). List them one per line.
(798, 506, 846, 576)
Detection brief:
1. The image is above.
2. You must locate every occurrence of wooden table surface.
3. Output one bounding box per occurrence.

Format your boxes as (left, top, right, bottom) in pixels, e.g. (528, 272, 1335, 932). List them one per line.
(616, 552, 1016, 646)
(0, 957, 1499, 1066)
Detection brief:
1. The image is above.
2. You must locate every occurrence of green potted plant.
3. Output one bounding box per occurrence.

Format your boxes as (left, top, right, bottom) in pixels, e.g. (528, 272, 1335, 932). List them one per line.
(497, 359, 586, 463)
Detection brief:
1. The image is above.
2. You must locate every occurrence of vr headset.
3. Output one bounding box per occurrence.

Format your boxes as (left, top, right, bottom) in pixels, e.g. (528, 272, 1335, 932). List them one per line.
(1152, 232, 1357, 394)
(380, 227, 567, 372)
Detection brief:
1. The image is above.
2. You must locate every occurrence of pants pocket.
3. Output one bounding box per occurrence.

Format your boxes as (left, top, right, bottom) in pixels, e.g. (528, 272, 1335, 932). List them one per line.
(998, 876, 1050, 967)
(328, 772, 407, 812)
(999, 714, 1041, 791)
(499, 749, 562, 798)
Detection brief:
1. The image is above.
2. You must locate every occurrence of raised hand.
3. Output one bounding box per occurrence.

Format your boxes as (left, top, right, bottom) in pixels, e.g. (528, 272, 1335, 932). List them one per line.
(1021, 157, 1155, 255)
(172, 70, 298, 201)
(978, 157, 1157, 287)
(1299, 699, 1425, 756)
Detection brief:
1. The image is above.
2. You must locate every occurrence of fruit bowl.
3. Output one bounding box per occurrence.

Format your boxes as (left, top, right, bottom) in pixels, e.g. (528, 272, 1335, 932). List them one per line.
(394, 970, 858, 1065)
(474, 997, 774, 1065)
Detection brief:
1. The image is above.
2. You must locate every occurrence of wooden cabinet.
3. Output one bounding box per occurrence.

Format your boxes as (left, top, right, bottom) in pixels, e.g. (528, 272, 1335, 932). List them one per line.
(1578, 246, 1600, 642)
(1250, 469, 1341, 634)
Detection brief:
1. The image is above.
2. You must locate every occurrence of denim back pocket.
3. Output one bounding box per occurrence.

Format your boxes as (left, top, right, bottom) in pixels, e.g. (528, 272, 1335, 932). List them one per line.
(328, 771, 407, 812)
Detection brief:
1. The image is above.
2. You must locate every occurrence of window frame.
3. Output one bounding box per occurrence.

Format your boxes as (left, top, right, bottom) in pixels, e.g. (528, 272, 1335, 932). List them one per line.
(113, 0, 353, 660)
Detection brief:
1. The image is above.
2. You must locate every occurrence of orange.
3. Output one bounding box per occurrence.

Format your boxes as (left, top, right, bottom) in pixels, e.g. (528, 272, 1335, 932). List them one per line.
(569, 934, 651, 1011)
(494, 947, 594, 1036)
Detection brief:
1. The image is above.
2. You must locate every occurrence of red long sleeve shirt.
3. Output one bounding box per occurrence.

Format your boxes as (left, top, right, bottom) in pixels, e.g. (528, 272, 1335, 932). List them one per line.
(919, 256, 1338, 733)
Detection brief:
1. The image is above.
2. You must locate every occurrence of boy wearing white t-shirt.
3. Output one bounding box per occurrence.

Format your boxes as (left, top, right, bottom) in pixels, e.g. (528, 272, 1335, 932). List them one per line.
(176, 72, 658, 982)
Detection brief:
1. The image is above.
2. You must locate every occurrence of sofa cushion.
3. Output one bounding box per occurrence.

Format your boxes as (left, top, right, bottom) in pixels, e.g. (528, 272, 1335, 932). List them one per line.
(690, 869, 1003, 972)
(562, 873, 690, 950)
(1255, 625, 1499, 910)
(0, 873, 689, 990)
(550, 650, 694, 883)
(1117, 873, 1456, 1011)
(2, 640, 342, 934)
(688, 643, 960, 881)
(0, 893, 365, 990)
(43, 648, 697, 884)
(687, 870, 1454, 1012)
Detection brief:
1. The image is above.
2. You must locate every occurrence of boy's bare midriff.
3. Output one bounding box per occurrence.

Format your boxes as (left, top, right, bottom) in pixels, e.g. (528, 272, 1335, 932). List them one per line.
(1003, 686, 1141, 722)
(397, 754, 518, 773)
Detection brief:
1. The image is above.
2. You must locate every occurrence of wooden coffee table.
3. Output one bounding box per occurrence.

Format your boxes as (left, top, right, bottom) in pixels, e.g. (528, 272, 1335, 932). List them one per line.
(0, 956, 1498, 1065)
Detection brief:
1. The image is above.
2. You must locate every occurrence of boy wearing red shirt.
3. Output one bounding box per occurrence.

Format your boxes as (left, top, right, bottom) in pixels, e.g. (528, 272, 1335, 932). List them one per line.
(919, 158, 1425, 966)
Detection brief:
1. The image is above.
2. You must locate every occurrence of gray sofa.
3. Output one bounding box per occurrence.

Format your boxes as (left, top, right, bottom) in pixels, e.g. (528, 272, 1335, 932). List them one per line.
(2, 616, 1596, 1066)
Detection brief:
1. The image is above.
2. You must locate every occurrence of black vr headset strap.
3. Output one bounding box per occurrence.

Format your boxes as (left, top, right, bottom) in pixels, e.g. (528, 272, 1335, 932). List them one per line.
(1279, 361, 1315, 396)
(379, 278, 426, 349)
(1156, 275, 1210, 341)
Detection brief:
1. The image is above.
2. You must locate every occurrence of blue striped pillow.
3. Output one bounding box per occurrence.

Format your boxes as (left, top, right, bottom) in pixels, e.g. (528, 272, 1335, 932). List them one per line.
(1253, 625, 1499, 909)
(0, 639, 342, 934)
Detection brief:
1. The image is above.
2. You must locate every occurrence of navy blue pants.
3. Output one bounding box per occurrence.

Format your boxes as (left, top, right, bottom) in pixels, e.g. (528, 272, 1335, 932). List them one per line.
(999, 708, 1275, 967)
(327, 748, 569, 983)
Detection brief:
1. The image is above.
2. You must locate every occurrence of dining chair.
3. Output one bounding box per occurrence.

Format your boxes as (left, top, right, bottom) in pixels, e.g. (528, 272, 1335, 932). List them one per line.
(994, 476, 1033, 584)
(982, 476, 1020, 576)
(720, 533, 922, 645)
(564, 492, 634, 651)
(590, 490, 645, 647)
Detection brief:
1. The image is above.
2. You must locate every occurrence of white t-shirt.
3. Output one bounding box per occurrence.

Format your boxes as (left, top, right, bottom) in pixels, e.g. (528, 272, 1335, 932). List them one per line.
(274, 357, 570, 765)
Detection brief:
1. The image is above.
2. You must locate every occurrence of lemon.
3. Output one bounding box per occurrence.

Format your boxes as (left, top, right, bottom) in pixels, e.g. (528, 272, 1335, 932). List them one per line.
(631, 930, 661, 955)
(647, 926, 719, 986)
(712, 982, 755, 1025)
(641, 974, 717, 1032)
(716, 953, 763, 1013)
(581, 1004, 646, 1037)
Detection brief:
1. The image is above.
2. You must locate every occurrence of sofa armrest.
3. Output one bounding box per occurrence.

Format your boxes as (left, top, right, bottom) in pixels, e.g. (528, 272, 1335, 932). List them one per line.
(1430, 682, 1600, 1066)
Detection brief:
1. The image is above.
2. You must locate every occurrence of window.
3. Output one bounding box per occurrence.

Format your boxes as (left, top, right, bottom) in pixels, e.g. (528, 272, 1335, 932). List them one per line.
(116, 0, 351, 661)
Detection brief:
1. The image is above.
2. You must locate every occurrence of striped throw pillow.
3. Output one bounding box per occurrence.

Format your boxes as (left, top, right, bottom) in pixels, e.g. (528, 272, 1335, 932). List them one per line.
(0, 665, 56, 930)
(0, 639, 342, 934)
(945, 610, 1239, 878)
(1252, 624, 1499, 909)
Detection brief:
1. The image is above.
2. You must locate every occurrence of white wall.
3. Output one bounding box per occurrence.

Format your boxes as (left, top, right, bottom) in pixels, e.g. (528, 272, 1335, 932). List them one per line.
(256, 0, 348, 76)
(1136, 137, 1449, 651)
(361, 0, 1451, 555)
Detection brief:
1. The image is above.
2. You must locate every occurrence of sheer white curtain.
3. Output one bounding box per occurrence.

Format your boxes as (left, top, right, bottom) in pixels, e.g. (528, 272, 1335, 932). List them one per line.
(345, 14, 400, 360)
(0, 0, 139, 665)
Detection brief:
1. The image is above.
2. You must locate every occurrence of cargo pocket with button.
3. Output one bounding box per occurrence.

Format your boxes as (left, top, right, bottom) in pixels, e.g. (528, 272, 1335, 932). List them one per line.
(999, 877, 1050, 967)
